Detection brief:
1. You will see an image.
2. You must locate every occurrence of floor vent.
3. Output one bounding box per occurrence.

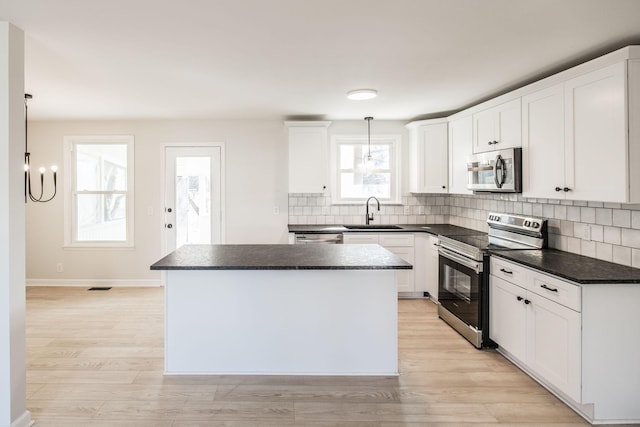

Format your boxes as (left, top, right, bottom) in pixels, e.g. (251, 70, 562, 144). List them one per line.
(88, 287, 112, 291)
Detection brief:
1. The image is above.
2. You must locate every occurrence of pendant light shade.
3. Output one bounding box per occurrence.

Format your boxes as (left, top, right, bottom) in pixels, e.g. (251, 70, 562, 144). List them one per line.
(363, 116, 375, 171)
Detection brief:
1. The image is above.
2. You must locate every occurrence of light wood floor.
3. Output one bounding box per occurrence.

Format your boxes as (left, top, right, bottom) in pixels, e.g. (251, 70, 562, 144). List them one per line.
(25, 286, 591, 426)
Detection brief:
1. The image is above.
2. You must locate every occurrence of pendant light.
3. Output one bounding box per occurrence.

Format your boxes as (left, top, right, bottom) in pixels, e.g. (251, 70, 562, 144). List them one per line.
(363, 116, 375, 171)
(24, 93, 57, 203)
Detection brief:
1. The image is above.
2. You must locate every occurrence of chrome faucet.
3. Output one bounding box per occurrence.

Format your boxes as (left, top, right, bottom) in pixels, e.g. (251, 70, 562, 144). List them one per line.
(365, 196, 380, 225)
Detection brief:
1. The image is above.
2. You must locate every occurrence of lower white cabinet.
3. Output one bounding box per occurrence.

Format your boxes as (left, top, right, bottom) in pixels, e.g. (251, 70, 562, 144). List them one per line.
(344, 233, 416, 293)
(425, 235, 440, 300)
(490, 274, 580, 401)
(490, 256, 640, 424)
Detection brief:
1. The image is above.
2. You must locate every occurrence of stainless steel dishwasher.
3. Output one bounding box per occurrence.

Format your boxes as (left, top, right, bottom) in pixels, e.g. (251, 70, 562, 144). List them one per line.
(294, 233, 343, 244)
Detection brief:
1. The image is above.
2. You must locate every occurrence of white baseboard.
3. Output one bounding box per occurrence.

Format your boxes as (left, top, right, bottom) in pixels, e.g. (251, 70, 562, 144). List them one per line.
(26, 278, 163, 287)
(10, 410, 31, 427)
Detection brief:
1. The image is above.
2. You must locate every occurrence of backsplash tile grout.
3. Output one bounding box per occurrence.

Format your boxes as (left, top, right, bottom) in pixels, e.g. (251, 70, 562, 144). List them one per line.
(288, 192, 640, 269)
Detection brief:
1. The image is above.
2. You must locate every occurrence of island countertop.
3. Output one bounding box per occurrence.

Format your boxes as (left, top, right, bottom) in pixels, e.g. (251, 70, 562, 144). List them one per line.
(150, 244, 413, 270)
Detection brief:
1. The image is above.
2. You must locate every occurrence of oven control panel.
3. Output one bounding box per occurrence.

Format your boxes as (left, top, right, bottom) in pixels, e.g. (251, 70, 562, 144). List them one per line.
(487, 212, 545, 233)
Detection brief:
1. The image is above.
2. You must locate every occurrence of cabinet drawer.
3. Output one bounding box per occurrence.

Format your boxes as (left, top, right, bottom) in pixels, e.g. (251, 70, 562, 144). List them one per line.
(527, 272, 581, 312)
(343, 233, 379, 245)
(379, 233, 415, 247)
(491, 257, 529, 286)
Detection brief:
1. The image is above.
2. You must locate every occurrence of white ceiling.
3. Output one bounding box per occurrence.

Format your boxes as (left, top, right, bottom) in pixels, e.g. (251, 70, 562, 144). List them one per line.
(2, 0, 640, 121)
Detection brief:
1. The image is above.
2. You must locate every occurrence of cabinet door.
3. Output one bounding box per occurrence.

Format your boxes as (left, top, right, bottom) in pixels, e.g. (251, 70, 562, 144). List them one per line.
(343, 233, 379, 244)
(386, 246, 415, 292)
(426, 235, 440, 299)
(473, 99, 521, 153)
(287, 123, 330, 193)
(526, 293, 581, 402)
(408, 121, 448, 193)
(448, 116, 473, 194)
(522, 84, 566, 199)
(490, 276, 527, 362)
(564, 63, 627, 202)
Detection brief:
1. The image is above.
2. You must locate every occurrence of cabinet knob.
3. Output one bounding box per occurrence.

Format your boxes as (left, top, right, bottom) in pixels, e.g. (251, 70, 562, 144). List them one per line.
(524, 299, 531, 305)
(516, 296, 523, 301)
(166, 224, 173, 229)
(563, 187, 571, 192)
(555, 187, 562, 192)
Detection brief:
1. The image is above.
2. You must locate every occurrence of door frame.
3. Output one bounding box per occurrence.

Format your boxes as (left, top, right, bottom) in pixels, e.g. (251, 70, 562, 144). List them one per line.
(160, 142, 226, 257)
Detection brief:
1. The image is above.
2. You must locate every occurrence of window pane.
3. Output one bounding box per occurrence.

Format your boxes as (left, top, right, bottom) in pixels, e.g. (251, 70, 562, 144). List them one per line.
(339, 145, 356, 169)
(76, 144, 127, 191)
(370, 145, 390, 169)
(175, 157, 211, 248)
(76, 193, 127, 241)
(340, 172, 391, 199)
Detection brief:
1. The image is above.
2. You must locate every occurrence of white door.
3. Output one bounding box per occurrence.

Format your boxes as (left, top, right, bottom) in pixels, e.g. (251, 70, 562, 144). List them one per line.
(164, 146, 222, 254)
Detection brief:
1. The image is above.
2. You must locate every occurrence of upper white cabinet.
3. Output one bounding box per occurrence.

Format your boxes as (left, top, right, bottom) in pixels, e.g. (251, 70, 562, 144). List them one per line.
(522, 84, 565, 199)
(447, 115, 473, 194)
(564, 63, 628, 202)
(472, 98, 521, 153)
(523, 60, 640, 202)
(406, 119, 448, 193)
(285, 121, 331, 193)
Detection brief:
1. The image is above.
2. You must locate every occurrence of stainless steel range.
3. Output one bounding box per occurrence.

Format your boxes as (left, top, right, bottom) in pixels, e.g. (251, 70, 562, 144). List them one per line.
(437, 212, 547, 348)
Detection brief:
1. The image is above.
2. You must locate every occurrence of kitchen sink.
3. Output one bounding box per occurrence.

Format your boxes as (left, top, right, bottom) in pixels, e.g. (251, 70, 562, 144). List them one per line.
(344, 225, 403, 230)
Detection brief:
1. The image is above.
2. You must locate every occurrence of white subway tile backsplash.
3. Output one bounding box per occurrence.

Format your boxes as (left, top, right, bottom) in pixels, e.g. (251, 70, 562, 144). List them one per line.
(289, 193, 640, 269)
(581, 207, 596, 223)
(595, 208, 613, 226)
(596, 242, 613, 262)
(613, 209, 631, 227)
(613, 246, 632, 266)
(603, 226, 622, 245)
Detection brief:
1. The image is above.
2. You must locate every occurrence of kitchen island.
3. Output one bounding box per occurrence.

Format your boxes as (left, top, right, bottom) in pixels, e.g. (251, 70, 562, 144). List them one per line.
(150, 244, 411, 375)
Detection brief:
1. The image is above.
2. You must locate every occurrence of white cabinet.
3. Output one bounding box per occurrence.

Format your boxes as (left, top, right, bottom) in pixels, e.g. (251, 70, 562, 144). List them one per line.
(564, 63, 628, 202)
(472, 98, 521, 153)
(490, 255, 640, 423)
(447, 115, 473, 195)
(523, 60, 640, 202)
(285, 121, 331, 193)
(425, 234, 440, 300)
(343, 232, 416, 293)
(522, 83, 565, 199)
(406, 119, 448, 193)
(490, 258, 581, 402)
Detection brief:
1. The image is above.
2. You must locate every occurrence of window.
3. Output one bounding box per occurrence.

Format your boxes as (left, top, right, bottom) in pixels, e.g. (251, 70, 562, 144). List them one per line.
(64, 136, 134, 247)
(331, 135, 401, 203)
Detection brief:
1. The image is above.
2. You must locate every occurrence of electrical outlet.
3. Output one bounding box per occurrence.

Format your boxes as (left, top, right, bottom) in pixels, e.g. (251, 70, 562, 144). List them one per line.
(56, 263, 64, 273)
(403, 206, 411, 215)
(273, 206, 280, 215)
(581, 224, 590, 240)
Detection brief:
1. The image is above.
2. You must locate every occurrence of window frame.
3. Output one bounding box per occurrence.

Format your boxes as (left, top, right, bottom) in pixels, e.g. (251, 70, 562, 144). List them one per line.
(64, 135, 135, 248)
(330, 134, 402, 204)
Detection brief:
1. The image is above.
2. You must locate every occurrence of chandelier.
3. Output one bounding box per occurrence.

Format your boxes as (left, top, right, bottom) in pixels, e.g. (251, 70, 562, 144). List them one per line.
(24, 94, 57, 203)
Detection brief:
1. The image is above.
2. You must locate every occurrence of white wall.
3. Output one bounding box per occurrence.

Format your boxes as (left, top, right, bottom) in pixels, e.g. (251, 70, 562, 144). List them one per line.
(26, 119, 289, 285)
(0, 21, 30, 427)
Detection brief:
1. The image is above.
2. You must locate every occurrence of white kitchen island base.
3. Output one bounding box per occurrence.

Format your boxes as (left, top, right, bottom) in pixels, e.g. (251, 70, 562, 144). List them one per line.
(164, 269, 398, 375)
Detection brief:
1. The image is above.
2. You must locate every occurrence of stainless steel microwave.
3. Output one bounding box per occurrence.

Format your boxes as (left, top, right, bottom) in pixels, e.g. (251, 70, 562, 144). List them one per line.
(467, 147, 522, 193)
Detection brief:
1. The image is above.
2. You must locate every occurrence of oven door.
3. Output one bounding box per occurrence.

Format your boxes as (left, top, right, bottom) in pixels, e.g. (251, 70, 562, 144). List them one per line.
(438, 247, 482, 328)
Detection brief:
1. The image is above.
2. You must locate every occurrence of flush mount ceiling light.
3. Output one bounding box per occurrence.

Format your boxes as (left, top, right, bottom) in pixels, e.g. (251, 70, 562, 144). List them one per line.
(347, 89, 378, 101)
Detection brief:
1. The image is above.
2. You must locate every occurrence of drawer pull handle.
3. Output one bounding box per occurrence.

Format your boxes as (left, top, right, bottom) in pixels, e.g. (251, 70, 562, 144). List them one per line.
(500, 268, 513, 275)
(516, 296, 523, 301)
(541, 284, 558, 292)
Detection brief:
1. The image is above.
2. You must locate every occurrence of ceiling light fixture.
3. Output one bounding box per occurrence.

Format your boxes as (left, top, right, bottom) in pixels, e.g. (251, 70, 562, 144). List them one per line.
(363, 116, 376, 171)
(24, 93, 57, 203)
(347, 89, 378, 101)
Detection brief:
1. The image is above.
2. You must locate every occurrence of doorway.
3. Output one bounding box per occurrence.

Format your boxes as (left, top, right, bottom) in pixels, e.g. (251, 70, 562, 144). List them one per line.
(163, 145, 223, 254)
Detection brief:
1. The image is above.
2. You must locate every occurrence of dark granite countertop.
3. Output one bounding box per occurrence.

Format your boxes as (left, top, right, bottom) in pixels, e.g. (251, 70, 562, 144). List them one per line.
(491, 249, 640, 284)
(151, 244, 413, 271)
(288, 224, 482, 236)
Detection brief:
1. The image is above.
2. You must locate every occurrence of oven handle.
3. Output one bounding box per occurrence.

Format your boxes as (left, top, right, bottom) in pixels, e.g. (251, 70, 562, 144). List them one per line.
(438, 247, 483, 274)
